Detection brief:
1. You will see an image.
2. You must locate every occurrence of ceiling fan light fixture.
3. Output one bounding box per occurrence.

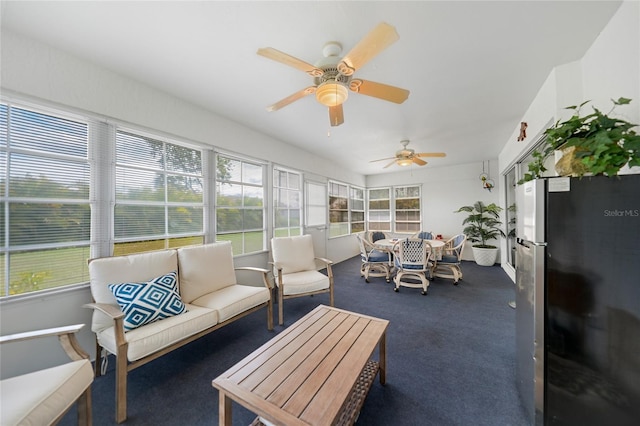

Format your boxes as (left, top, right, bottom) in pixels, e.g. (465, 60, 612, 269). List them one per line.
(315, 81, 348, 107)
(397, 158, 413, 166)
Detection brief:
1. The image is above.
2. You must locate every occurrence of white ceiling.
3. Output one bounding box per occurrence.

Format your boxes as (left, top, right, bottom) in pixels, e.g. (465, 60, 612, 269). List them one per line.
(0, 1, 622, 175)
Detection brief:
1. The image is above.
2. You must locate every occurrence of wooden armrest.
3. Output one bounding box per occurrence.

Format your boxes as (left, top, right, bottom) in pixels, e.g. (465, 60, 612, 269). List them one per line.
(0, 324, 84, 345)
(235, 266, 272, 289)
(315, 257, 334, 266)
(235, 266, 269, 274)
(83, 302, 127, 347)
(0, 324, 89, 361)
(83, 302, 125, 320)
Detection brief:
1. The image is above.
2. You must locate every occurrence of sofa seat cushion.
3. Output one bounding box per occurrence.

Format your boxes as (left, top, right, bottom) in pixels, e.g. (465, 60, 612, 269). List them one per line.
(277, 270, 329, 296)
(0, 359, 92, 426)
(191, 285, 271, 323)
(97, 304, 218, 362)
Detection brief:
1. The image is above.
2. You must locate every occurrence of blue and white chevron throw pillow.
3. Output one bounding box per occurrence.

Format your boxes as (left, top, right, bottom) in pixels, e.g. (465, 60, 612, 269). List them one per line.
(109, 270, 186, 331)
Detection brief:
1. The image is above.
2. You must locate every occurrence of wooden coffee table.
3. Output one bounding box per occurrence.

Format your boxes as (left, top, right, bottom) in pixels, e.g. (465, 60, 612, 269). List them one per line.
(212, 305, 388, 426)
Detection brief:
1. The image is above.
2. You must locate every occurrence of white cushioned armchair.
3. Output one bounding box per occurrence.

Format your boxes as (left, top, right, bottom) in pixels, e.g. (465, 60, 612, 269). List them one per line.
(271, 234, 334, 325)
(0, 324, 93, 426)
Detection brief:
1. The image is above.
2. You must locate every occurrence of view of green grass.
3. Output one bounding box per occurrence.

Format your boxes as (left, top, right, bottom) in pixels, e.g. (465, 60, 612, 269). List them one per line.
(2, 230, 308, 296)
(1, 247, 90, 297)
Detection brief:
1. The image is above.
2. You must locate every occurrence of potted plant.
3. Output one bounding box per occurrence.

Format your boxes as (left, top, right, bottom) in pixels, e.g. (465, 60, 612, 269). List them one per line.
(519, 97, 640, 184)
(455, 201, 505, 266)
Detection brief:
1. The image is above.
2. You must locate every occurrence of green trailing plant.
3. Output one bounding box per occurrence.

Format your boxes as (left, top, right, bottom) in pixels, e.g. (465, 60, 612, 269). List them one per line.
(518, 97, 640, 184)
(455, 201, 506, 248)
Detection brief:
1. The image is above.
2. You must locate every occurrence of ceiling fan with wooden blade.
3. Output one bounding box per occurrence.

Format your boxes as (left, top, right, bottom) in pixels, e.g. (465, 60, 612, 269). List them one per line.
(370, 140, 446, 168)
(257, 22, 410, 127)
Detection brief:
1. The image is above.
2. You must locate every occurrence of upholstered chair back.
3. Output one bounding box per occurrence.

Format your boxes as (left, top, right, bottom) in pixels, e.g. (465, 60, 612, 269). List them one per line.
(88, 249, 178, 333)
(177, 241, 237, 304)
(271, 234, 317, 275)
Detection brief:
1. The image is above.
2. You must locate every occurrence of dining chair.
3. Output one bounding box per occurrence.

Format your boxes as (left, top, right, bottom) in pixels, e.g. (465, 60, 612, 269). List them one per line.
(367, 231, 390, 243)
(270, 234, 334, 325)
(412, 230, 433, 240)
(432, 234, 466, 284)
(393, 238, 434, 295)
(357, 234, 392, 283)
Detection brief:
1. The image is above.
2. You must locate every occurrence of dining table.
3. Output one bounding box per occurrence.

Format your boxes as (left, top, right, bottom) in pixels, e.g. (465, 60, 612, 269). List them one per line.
(374, 238, 445, 260)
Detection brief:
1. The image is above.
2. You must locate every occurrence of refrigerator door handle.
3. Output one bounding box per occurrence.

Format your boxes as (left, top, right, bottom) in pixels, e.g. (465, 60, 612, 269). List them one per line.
(517, 237, 547, 247)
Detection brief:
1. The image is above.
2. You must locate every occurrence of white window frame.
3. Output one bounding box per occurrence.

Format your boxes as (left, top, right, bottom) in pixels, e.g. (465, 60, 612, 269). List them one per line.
(273, 166, 302, 238)
(215, 153, 266, 256)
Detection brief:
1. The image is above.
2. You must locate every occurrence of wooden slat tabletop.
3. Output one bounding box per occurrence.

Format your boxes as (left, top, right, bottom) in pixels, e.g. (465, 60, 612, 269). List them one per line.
(212, 305, 389, 426)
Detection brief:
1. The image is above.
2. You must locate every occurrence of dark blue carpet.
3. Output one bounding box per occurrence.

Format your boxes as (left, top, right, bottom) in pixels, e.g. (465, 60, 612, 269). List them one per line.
(61, 256, 528, 425)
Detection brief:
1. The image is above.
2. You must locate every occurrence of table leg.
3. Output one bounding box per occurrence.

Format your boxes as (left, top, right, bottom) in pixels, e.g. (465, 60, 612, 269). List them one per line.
(379, 331, 386, 385)
(219, 391, 232, 426)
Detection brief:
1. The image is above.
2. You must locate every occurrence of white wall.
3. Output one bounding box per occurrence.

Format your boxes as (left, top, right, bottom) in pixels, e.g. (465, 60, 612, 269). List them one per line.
(498, 0, 640, 275)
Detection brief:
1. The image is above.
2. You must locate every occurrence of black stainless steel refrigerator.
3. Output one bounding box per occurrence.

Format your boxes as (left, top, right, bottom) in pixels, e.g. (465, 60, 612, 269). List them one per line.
(515, 174, 640, 426)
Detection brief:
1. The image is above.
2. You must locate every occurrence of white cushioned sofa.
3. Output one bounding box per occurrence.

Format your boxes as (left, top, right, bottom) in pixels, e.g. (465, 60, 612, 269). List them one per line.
(85, 241, 273, 423)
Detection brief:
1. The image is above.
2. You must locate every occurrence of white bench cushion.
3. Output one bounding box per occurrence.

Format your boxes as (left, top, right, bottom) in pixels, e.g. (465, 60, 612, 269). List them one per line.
(97, 304, 218, 361)
(191, 285, 271, 323)
(0, 359, 92, 426)
(278, 270, 330, 296)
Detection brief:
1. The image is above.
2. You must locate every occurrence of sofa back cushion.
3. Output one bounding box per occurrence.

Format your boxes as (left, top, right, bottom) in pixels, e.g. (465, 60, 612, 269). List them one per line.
(177, 242, 237, 304)
(88, 250, 178, 332)
(271, 234, 317, 275)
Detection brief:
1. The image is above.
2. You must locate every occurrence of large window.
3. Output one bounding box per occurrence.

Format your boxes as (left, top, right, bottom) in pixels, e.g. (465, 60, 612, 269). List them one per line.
(216, 154, 265, 255)
(350, 186, 365, 233)
(329, 181, 349, 238)
(367, 188, 391, 231)
(0, 103, 90, 296)
(394, 185, 421, 232)
(274, 167, 301, 237)
(114, 130, 204, 255)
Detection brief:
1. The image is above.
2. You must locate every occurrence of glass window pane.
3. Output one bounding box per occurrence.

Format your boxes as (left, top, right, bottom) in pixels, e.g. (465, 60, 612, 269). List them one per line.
(165, 144, 202, 174)
(11, 107, 87, 157)
(244, 186, 263, 207)
(9, 203, 90, 245)
(168, 207, 203, 234)
(244, 231, 264, 253)
(275, 209, 289, 228)
(167, 175, 203, 203)
(396, 198, 419, 209)
(369, 200, 390, 209)
(116, 168, 164, 201)
(10, 154, 89, 199)
(217, 208, 242, 232)
(116, 131, 162, 169)
(115, 205, 165, 238)
(9, 246, 90, 295)
(217, 183, 243, 206)
(243, 209, 264, 230)
(369, 188, 389, 199)
(290, 209, 301, 226)
(243, 162, 263, 185)
(330, 196, 348, 210)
